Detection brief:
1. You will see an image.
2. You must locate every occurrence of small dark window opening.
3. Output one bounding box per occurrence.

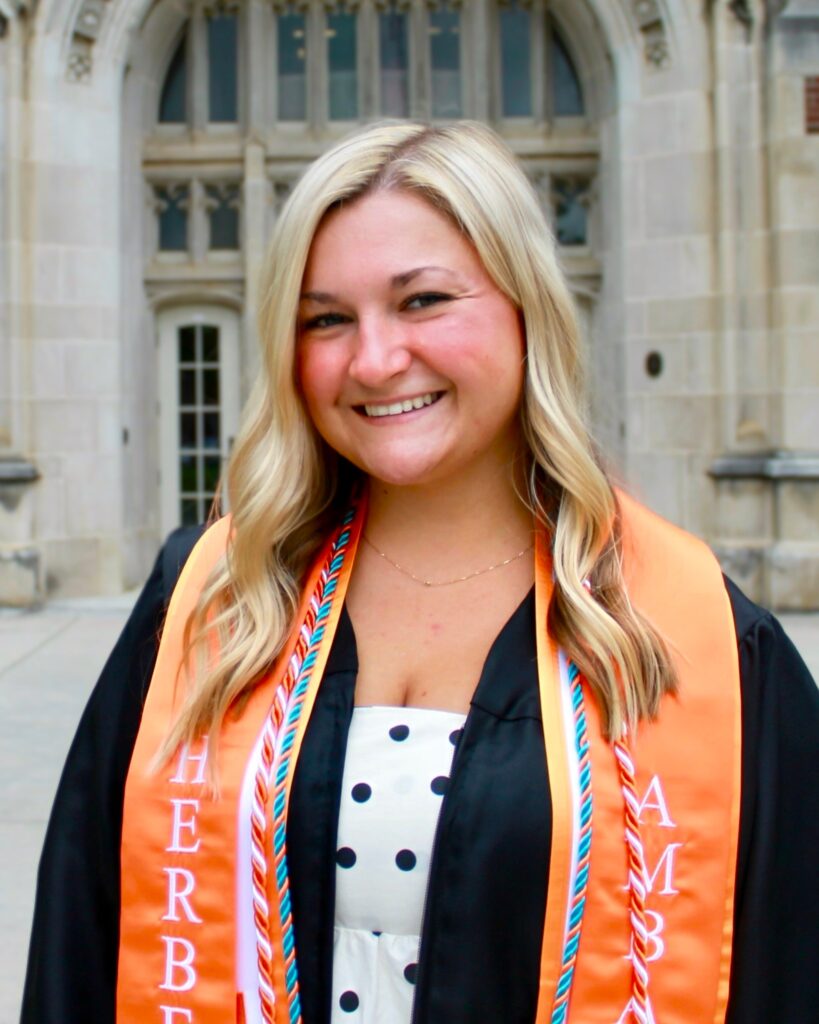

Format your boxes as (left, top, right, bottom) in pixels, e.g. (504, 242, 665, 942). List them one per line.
(156, 185, 189, 252)
(206, 184, 240, 250)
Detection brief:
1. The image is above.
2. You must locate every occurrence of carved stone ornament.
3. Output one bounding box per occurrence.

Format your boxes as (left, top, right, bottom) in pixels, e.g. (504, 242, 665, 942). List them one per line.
(632, 0, 671, 69)
(67, 42, 93, 82)
(373, 0, 413, 12)
(269, 0, 311, 13)
(73, 0, 106, 42)
(632, 0, 663, 30)
(66, 0, 111, 81)
(729, 0, 754, 28)
(202, 0, 242, 15)
(644, 29, 670, 67)
(321, 0, 361, 12)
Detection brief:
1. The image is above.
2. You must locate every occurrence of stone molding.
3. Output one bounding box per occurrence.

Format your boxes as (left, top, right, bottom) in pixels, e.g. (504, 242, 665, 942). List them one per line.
(0, 456, 39, 484)
(709, 451, 819, 480)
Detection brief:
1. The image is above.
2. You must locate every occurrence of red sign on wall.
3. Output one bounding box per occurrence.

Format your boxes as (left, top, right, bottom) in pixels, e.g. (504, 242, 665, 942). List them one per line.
(807, 77, 819, 134)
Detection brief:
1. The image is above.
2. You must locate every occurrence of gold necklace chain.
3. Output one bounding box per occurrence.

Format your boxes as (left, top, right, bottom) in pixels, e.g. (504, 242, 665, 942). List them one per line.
(362, 534, 533, 588)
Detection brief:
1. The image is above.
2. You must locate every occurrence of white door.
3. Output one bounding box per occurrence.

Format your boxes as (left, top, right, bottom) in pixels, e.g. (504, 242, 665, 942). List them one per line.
(158, 306, 241, 534)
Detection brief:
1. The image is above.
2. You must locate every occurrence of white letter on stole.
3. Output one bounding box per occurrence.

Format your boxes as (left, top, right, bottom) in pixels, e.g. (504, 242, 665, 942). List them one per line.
(614, 994, 657, 1024)
(170, 741, 208, 785)
(160, 1008, 193, 1023)
(645, 841, 683, 896)
(162, 867, 203, 923)
(636, 775, 676, 828)
(166, 799, 201, 854)
(159, 936, 197, 991)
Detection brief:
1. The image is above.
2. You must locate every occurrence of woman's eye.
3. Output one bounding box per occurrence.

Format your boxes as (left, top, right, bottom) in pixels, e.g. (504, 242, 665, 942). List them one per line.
(404, 292, 451, 311)
(301, 312, 348, 331)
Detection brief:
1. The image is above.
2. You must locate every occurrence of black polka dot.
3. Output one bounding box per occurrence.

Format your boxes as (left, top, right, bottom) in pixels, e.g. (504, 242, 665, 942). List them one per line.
(404, 962, 418, 985)
(371, 929, 382, 936)
(339, 990, 359, 1012)
(351, 782, 372, 803)
(430, 775, 449, 796)
(336, 847, 357, 868)
(449, 728, 463, 746)
(389, 724, 410, 742)
(395, 848, 417, 871)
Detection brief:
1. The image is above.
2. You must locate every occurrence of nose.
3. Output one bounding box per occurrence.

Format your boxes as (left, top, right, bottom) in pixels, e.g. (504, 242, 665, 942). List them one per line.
(348, 312, 412, 388)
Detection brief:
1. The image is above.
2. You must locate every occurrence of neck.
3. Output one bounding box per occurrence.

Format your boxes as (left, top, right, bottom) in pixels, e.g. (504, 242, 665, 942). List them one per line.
(364, 459, 533, 568)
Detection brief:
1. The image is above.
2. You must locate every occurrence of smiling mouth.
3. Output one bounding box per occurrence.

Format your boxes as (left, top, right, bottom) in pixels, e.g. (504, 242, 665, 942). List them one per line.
(358, 391, 444, 419)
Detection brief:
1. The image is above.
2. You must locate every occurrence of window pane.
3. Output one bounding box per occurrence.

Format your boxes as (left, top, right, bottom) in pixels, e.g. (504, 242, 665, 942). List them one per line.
(181, 498, 199, 526)
(179, 369, 196, 406)
(202, 325, 220, 363)
(500, 3, 531, 117)
(180, 412, 197, 449)
(278, 11, 307, 121)
(552, 31, 584, 116)
(203, 411, 221, 449)
(178, 326, 195, 363)
(180, 454, 198, 493)
(203, 456, 221, 492)
(206, 185, 240, 250)
(328, 10, 358, 121)
(430, 8, 461, 118)
(553, 178, 588, 246)
(202, 369, 220, 405)
(156, 185, 189, 252)
(159, 33, 187, 124)
(208, 14, 238, 123)
(379, 6, 409, 118)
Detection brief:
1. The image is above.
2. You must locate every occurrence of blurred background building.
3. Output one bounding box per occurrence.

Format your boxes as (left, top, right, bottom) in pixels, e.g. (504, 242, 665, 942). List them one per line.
(0, 0, 817, 607)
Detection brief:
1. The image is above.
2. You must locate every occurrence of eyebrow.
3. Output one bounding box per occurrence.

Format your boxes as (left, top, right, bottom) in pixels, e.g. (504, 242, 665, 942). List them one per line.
(300, 265, 457, 304)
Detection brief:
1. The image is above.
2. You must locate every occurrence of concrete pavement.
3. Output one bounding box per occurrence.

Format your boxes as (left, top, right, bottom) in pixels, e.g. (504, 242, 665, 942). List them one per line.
(1, 596, 818, 1024)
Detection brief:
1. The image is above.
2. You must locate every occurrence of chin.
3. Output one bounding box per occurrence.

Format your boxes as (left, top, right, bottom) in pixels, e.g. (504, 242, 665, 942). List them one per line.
(355, 454, 450, 490)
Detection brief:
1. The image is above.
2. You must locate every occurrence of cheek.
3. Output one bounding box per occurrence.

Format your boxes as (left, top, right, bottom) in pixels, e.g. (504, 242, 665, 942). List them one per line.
(295, 343, 338, 414)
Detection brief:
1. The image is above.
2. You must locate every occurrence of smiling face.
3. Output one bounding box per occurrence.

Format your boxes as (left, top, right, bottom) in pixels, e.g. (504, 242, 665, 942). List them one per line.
(296, 189, 526, 490)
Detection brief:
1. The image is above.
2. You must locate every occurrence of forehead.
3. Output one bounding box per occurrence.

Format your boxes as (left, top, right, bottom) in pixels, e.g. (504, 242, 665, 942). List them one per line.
(302, 189, 483, 287)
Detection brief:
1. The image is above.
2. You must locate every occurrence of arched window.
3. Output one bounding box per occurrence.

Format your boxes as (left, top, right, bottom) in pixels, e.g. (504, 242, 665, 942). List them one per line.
(149, 2, 596, 263)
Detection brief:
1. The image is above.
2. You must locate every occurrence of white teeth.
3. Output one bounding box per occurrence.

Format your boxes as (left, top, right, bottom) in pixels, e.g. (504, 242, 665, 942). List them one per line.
(363, 392, 439, 418)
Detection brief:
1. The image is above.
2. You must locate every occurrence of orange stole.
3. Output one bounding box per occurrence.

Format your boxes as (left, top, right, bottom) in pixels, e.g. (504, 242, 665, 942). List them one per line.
(535, 493, 741, 1023)
(116, 516, 360, 1024)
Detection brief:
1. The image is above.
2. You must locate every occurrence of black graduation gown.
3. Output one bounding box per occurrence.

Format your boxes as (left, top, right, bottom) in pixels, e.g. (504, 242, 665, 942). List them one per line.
(19, 537, 819, 1024)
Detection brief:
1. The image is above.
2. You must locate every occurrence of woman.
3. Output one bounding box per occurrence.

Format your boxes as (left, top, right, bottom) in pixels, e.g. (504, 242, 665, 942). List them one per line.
(22, 122, 819, 1024)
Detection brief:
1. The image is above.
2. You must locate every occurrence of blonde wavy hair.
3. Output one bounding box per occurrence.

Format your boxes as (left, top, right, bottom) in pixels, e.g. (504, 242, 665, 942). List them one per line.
(159, 121, 676, 772)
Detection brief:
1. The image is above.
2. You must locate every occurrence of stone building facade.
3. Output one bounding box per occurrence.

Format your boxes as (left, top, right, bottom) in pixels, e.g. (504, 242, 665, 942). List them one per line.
(0, 0, 817, 607)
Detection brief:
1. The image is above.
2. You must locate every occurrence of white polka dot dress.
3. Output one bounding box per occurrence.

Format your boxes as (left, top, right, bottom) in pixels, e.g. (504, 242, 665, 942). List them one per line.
(331, 706, 466, 1022)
